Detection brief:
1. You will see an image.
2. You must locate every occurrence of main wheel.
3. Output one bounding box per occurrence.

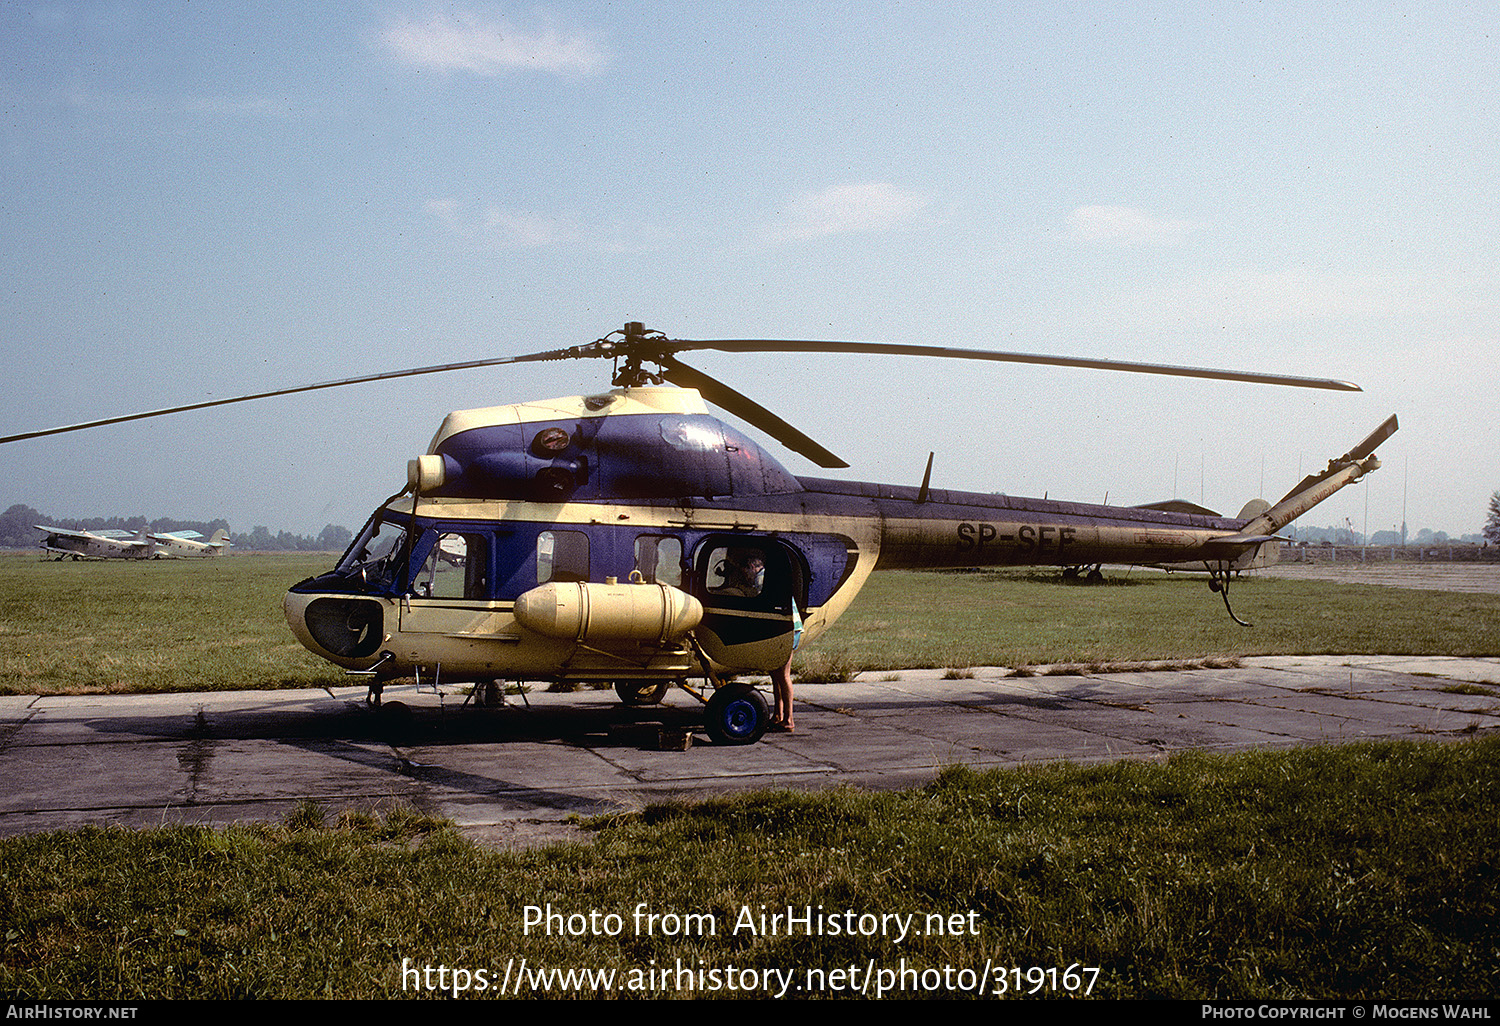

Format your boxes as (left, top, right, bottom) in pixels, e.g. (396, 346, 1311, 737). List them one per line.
(704, 683, 769, 746)
(614, 680, 671, 706)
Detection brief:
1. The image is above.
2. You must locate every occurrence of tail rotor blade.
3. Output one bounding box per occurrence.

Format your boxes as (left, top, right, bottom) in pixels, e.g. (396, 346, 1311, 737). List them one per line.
(1341, 414, 1399, 463)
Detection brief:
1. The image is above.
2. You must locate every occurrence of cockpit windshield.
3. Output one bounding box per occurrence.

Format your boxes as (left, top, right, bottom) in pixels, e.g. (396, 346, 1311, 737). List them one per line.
(336, 515, 409, 592)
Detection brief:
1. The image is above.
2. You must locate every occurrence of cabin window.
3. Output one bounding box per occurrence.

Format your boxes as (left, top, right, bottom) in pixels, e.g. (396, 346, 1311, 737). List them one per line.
(413, 532, 489, 599)
(705, 544, 767, 598)
(537, 530, 589, 583)
(633, 535, 683, 586)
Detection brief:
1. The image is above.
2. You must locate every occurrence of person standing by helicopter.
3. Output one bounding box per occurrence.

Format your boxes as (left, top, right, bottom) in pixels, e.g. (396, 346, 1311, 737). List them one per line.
(770, 652, 795, 732)
(713, 549, 800, 732)
(771, 593, 803, 732)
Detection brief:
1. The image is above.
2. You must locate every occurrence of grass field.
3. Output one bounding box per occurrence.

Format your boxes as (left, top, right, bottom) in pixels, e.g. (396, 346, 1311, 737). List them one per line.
(2, 553, 1497, 999)
(1, 552, 1496, 695)
(807, 566, 1500, 672)
(0, 553, 344, 695)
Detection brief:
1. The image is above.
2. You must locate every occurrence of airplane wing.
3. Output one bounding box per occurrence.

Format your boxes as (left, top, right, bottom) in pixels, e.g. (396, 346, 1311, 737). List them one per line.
(34, 525, 101, 540)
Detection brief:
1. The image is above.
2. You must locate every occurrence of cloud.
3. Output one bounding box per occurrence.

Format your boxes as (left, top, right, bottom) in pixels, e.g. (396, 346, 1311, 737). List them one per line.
(765, 182, 930, 242)
(424, 197, 577, 245)
(423, 198, 665, 252)
(422, 198, 462, 225)
(1067, 205, 1204, 246)
(380, 10, 607, 76)
(481, 205, 581, 247)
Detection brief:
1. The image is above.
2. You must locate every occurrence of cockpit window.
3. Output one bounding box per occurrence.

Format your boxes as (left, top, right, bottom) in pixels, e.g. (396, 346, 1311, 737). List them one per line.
(338, 517, 409, 590)
(413, 532, 490, 599)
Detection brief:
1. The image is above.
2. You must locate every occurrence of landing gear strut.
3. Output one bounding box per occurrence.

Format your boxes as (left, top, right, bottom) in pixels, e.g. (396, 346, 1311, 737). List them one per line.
(1062, 564, 1104, 584)
(684, 632, 771, 745)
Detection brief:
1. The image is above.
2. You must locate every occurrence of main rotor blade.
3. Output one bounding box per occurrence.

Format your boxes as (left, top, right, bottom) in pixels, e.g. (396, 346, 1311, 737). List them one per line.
(658, 339, 1363, 392)
(656, 355, 850, 468)
(0, 348, 581, 445)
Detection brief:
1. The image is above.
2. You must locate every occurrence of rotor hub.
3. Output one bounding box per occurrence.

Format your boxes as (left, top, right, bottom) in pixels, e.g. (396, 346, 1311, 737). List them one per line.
(607, 321, 671, 387)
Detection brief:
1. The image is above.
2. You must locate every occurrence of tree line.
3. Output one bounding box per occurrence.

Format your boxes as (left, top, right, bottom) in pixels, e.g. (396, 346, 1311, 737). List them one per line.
(0, 504, 351, 553)
(8, 497, 1498, 553)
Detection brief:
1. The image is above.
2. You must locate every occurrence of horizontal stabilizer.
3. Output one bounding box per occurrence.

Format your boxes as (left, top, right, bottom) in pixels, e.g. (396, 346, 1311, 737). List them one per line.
(1201, 533, 1283, 554)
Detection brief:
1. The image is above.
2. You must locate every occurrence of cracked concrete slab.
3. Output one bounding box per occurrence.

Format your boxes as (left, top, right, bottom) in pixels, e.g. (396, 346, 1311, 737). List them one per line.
(3, 655, 1496, 847)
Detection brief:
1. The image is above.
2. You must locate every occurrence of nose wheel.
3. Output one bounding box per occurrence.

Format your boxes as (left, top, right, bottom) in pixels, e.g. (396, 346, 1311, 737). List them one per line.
(703, 683, 770, 745)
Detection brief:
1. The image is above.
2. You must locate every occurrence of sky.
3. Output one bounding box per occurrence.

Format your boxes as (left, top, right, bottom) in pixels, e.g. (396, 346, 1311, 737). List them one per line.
(2, 2, 1496, 540)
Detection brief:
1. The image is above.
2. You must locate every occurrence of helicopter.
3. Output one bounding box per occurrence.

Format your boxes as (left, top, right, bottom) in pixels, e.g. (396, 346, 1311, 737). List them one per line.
(2, 322, 1397, 744)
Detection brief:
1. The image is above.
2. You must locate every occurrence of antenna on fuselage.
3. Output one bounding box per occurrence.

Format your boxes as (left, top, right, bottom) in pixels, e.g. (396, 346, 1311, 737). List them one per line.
(916, 452, 935, 504)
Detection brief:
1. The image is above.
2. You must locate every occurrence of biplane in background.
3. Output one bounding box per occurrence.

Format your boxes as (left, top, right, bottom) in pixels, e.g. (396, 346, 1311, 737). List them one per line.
(35, 525, 155, 560)
(149, 529, 231, 558)
(33, 525, 230, 560)
(4, 323, 1396, 743)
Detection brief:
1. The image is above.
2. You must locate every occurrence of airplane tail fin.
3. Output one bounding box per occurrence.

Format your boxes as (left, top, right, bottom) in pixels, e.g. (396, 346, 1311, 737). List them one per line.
(209, 528, 231, 552)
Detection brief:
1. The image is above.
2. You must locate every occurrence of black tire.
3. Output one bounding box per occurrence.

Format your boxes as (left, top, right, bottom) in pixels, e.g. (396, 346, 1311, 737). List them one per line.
(704, 683, 769, 746)
(378, 700, 415, 741)
(615, 680, 671, 706)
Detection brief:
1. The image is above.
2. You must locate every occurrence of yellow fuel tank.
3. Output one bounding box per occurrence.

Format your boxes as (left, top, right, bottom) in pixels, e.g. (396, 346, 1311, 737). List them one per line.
(513, 579, 704, 645)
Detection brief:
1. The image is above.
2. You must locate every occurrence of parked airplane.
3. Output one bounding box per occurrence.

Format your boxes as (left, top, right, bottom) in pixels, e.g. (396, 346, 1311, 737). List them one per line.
(35, 526, 154, 560)
(149, 529, 231, 558)
(34, 526, 230, 560)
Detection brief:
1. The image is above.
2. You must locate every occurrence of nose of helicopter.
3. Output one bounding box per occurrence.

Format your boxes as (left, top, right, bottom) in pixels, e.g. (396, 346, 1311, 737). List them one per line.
(282, 588, 387, 666)
(281, 589, 322, 658)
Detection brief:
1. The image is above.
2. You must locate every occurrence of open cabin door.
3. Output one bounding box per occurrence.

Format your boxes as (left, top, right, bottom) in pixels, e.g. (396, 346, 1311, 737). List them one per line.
(397, 528, 504, 637)
(692, 536, 805, 672)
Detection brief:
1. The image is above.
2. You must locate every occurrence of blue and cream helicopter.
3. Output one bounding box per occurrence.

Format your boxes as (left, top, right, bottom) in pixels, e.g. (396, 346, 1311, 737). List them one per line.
(2, 323, 1396, 744)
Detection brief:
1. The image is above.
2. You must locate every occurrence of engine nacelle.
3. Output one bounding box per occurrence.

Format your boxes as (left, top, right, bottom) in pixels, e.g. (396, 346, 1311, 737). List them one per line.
(513, 579, 704, 645)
